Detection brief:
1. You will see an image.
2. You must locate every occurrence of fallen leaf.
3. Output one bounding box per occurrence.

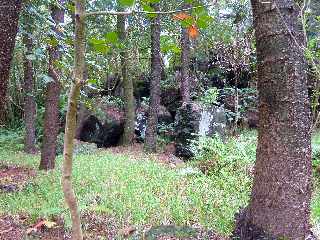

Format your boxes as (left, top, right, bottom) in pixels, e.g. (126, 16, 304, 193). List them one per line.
(119, 226, 136, 237)
(26, 219, 57, 234)
(43, 220, 57, 228)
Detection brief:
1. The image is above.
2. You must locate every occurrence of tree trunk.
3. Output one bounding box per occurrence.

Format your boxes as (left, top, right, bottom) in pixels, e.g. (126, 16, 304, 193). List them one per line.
(233, 1, 315, 239)
(40, 1, 65, 170)
(144, 4, 161, 153)
(180, 6, 191, 104)
(117, 11, 135, 146)
(62, 0, 85, 239)
(23, 35, 37, 154)
(0, 0, 22, 126)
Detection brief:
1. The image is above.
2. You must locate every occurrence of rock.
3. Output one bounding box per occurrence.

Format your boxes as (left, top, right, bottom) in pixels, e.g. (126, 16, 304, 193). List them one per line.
(78, 115, 104, 144)
(174, 102, 226, 159)
(134, 105, 173, 142)
(135, 110, 147, 143)
(99, 119, 124, 148)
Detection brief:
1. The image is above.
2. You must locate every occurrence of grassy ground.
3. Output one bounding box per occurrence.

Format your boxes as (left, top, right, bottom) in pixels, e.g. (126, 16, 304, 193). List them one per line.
(0, 129, 319, 238)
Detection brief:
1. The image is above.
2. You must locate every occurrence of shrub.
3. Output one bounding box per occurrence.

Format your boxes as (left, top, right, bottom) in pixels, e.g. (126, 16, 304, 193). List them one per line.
(190, 132, 256, 176)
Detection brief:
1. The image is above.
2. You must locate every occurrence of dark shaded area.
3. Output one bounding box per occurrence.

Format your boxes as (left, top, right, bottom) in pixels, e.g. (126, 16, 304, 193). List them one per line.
(99, 120, 124, 148)
(79, 115, 103, 144)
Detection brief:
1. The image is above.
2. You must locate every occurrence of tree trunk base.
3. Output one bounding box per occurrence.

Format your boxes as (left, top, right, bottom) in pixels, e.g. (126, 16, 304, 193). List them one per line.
(231, 208, 275, 240)
(231, 208, 317, 240)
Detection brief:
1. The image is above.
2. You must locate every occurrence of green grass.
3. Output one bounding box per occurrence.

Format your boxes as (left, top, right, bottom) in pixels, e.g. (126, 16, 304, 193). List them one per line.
(0, 129, 319, 237)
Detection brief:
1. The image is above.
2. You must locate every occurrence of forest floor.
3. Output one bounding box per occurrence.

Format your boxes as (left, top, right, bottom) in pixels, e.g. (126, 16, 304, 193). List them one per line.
(0, 129, 319, 240)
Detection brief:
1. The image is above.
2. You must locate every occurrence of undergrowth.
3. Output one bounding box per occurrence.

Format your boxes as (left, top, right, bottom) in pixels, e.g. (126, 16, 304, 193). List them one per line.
(0, 129, 319, 236)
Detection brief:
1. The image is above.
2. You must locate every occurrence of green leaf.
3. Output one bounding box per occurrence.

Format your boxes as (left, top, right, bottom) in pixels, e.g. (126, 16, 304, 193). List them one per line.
(92, 44, 110, 54)
(142, 4, 155, 12)
(88, 79, 98, 85)
(181, 18, 194, 28)
(104, 32, 119, 44)
(89, 38, 106, 45)
(196, 15, 213, 29)
(118, 0, 135, 7)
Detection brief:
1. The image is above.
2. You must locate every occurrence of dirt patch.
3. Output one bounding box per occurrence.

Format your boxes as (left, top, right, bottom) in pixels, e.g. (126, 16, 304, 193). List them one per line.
(0, 213, 229, 240)
(0, 165, 36, 193)
(0, 215, 25, 240)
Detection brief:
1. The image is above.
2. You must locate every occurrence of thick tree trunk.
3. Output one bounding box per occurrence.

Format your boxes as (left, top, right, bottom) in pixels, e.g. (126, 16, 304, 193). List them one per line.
(180, 7, 191, 104)
(117, 11, 135, 146)
(23, 35, 37, 154)
(234, 1, 315, 239)
(40, 1, 65, 170)
(144, 4, 161, 153)
(62, 0, 85, 239)
(0, 0, 22, 126)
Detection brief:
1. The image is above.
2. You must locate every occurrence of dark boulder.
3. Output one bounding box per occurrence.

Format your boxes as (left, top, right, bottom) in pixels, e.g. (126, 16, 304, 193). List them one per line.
(79, 115, 104, 144)
(99, 119, 124, 148)
(175, 102, 226, 159)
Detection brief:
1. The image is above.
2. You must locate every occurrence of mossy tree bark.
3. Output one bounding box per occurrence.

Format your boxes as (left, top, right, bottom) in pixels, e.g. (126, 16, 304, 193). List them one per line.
(145, 3, 161, 153)
(62, 0, 85, 239)
(0, 0, 22, 126)
(234, 0, 315, 239)
(40, 0, 65, 170)
(23, 34, 37, 154)
(117, 10, 135, 146)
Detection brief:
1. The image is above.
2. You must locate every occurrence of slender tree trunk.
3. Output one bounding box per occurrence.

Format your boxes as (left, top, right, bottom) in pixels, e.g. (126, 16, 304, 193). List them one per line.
(234, 1, 315, 239)
(117, 11, 135, 145)
(0, 0, 22, 126)
(40, 1, 65, 170)
(62, 0, 85, 239)
(23, 35, 37, 154)
(180, 6, 191, 104)
(144, 4, 161, 153)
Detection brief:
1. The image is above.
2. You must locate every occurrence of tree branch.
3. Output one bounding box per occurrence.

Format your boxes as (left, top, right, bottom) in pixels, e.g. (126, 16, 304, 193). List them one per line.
(85, 4, 214, 17)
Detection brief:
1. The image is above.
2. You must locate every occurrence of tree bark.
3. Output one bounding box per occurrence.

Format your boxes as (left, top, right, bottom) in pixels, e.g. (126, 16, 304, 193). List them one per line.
(62, 0, 85, 239)
(234, 1, 315, 239)
(180, 6, 191, 104)
(144, 4, 161, 153)
(23, 35, 37, 154)
(0, 0, 22, 126)
(40, 1, 65, 170)
(117, 11, 135, 146)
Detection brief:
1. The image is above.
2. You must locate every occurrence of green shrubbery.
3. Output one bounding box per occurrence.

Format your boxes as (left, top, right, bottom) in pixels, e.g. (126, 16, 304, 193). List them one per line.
(190, 132, 256, 176)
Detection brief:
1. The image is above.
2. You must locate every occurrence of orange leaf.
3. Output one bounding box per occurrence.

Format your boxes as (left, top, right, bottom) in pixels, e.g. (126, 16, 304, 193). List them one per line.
(173, 12, 192, 21)
(188, 25, 199, 39)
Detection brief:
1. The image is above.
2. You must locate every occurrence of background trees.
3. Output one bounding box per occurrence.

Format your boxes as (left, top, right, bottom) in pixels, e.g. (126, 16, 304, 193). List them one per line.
(40, 0, 65, 170)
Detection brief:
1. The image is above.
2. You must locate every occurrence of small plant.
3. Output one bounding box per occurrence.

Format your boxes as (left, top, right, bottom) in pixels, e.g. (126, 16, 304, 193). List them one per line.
(190, 132, 257, 176)
(198, 87, 219, 107)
